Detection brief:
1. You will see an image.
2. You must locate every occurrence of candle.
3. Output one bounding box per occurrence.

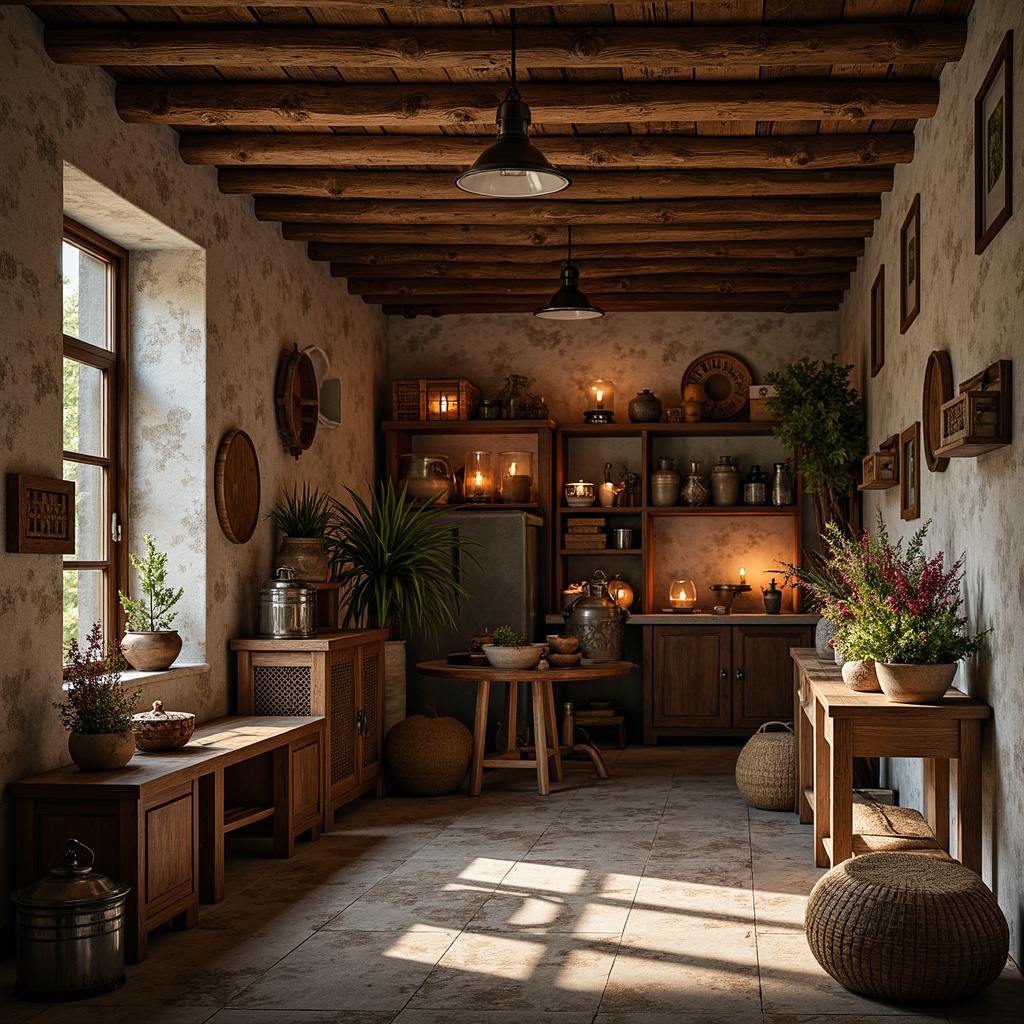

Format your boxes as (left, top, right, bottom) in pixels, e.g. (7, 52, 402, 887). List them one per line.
(501, 463, 532, 504)
(440, 395, 448, 414)
(595, 388, 605, 410)
(739, 567, 746, 584)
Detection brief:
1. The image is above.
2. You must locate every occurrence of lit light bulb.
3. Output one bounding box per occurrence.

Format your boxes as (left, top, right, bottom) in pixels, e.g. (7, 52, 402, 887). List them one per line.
(739, 567, 746, 584)
(595, 388, 604, 409)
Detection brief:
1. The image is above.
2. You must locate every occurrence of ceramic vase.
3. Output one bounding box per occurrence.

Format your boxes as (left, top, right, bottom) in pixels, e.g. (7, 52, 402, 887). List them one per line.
(841, 660, 881, 692)
(875, 662, 958, 704)
(680, 462, 709, 506)
(710, 455, 742, 506)
(628, 389, 663, 423)
(273, 536, 330, 582)
(650, 457, 681, 506)
(121, 630, 182, 672)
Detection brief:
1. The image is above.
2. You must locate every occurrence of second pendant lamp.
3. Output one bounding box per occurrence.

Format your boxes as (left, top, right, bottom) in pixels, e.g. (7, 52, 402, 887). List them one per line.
(534, 227, 605, 320)
(454, 11, 569, 198)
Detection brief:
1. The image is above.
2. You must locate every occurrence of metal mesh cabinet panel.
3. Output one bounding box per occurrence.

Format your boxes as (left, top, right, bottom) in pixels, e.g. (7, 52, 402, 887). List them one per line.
(329, 658, 356, 785)
(253, 665, 312, 716)
(361, 648, 381, 770)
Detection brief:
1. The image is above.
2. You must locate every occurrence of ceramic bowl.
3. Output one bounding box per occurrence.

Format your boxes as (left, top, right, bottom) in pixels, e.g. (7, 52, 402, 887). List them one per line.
(546, 634, 580, 654)
(481, 643, 547, 670)
(548, 652, 582, 667)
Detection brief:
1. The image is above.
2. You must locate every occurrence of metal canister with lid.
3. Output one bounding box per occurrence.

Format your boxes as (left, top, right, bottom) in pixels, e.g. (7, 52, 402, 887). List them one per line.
(562, 569, 630, 662)
(258, 565, 317, 638)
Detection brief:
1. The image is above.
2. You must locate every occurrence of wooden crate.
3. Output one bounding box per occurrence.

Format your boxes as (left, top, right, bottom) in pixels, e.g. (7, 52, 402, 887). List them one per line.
(859, 451, 898, 490)
(390, 378, 483, 421)
(934, 360, 1012, 458)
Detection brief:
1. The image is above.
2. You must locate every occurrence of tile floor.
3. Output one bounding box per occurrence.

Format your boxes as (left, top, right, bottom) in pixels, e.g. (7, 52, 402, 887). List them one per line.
(2, 744, 1020, 1023)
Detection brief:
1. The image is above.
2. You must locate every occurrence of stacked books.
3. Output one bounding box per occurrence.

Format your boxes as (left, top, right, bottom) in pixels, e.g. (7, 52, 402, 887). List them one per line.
(564, 517, 607, 549)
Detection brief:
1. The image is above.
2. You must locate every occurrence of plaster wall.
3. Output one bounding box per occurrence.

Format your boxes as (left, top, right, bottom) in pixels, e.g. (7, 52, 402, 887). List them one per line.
(836, 0, 1024, 964)
(0, 5, 388, 942)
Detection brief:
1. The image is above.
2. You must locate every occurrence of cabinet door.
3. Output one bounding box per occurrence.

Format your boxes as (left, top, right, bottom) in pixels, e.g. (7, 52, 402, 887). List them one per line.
(650, 626, 731, 729)
(731, 625, 813, 729)
(356, 640, 384, 785)
(326, 647, 359, 799)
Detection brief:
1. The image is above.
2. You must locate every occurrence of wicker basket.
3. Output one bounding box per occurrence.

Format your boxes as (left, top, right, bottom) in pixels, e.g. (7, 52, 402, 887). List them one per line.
(384, 708, 473, 796)
(734, 720, 794, 811)
(390, 378, 483, 421)
(805, 852, 1009, 1002)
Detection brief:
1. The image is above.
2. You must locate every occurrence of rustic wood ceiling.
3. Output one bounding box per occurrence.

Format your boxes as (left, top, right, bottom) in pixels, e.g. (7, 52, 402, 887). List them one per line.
(29, 0, 974, 317)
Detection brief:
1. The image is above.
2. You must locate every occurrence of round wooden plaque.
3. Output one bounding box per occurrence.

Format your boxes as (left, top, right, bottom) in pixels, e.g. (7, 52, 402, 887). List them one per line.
(215, 429, 261, 544)
(681, 351, 753, 421)
(922, 350, 953, 473)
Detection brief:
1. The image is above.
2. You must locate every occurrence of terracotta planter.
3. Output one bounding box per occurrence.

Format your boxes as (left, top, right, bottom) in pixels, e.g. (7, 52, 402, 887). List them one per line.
(121, 630, 182, 672)
(68, 731, 135, 771)
(841, 659, 881, 692)
(875, 662, 957, 704)
(273, 536, 330, 582)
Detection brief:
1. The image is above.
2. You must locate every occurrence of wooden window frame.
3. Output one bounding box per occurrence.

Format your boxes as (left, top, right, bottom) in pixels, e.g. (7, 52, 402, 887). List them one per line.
(62, 217, 130, 640)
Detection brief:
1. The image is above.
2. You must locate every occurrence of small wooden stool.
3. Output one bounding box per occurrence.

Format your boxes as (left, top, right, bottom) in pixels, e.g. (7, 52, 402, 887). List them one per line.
(573, 711, 627, 749)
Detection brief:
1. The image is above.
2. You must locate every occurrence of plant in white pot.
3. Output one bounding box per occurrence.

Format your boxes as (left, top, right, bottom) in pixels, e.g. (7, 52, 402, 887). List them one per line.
(481, 624, 547, 670)
(268, 482, 333, 582)
(118, 534, 185, 671)
(56, 622, 142, 770)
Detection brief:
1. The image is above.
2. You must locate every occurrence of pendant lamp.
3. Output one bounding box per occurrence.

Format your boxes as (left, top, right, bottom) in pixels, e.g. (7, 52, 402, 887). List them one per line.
(534, 227, 605, 320)
(454, 11, 569, 197)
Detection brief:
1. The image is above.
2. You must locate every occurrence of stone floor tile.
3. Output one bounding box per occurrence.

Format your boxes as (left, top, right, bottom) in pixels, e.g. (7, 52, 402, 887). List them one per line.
(209, 1013, 393, 1024)
(393, 1009, 595, 1024)
(27, 1005, 220, 1023)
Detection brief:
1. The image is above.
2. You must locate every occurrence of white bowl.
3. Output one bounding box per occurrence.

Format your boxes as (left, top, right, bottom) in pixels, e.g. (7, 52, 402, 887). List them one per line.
(481, 643, 547, 670)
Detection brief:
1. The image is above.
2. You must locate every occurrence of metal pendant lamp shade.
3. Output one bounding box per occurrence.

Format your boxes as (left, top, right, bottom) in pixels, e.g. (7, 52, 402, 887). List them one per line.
(455, 12, 569, 198)
(534, 228, 605, 320)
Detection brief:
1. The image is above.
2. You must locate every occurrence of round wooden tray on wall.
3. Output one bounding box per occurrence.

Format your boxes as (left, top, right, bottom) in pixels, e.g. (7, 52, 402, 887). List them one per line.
(215, 429, 261, 543)
(275, 345, 319, 458)
(681, 351, 753, 421)
(922, 350, 953, 473)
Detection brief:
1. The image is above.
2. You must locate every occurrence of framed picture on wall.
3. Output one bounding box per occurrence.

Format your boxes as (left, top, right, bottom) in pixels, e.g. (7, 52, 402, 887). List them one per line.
(870, 265, 885, 377)
(900, 422, 921, 521)
(975, 31, 1014, 254)
(899, 194, 921, 334)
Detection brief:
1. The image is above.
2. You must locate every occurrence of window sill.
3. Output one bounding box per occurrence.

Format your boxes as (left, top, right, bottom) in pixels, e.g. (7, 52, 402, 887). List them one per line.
(123, 663, 210, 689)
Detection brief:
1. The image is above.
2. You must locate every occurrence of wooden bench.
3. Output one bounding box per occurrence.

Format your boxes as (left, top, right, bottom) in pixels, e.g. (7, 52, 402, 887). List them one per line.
(11, 715, 325, 963)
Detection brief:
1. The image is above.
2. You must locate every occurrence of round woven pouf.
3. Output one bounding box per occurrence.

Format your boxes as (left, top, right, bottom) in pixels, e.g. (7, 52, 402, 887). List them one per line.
(805, 853, 1009, 1002)
(735, 721, 794, 811)
(384, 708, 473, 796)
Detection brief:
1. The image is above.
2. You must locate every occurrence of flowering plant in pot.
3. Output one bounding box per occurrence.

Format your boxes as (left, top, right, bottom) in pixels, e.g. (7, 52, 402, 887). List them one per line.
(56, 622, 142, 770)
(118, 534, 185, 671)
(811, 516, 988, 702)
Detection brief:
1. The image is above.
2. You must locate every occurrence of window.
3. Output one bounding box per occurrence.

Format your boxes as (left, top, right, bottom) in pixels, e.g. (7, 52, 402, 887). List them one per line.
(62, 218, 128, 647)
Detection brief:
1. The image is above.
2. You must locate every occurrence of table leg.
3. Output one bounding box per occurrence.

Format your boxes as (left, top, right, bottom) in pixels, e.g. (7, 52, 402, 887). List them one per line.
(830, 717, 854, 866)
(502, 680, 518, 753)
(795, 663, 814, 822)
(469, 678, 491, 797)
(957, 720, 983, 874)
(272, 744, 293, 859)
(813, 697, 829, 867)
(923, 757, 950, 854)
(531, 679, 551, 796)
(542, 682, 563, 783)
(198, 769, 225, 903)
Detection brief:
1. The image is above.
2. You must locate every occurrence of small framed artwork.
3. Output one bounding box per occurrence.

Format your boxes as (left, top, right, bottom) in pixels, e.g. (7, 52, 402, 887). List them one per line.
(975, 31, 1014, 254)
(899, 194, 921, 334)
(870, 265, 885, 377)
(5, 473, 76, 554)
(900, 422, 921, 521)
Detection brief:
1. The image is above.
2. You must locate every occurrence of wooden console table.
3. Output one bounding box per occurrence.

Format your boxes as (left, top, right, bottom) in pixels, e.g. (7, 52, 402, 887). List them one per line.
(11, 715, 325, 963)
(791, 649, 990, 873)
(417, 660, 633, 796)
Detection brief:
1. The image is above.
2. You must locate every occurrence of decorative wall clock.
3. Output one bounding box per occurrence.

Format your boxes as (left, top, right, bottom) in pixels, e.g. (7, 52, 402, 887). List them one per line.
(681, 352, 753, 421)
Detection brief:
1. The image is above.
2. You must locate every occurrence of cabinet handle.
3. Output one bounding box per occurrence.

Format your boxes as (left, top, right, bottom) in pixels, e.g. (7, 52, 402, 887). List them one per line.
(356, 708, 367, 735)
(735, 669, 744, 680)
(721, 669, 728, 680)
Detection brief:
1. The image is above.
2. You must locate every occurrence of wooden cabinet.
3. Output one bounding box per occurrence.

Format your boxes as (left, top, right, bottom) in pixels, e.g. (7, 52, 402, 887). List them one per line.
(232, 630, 388, 828)
(643, 622, 814, 740)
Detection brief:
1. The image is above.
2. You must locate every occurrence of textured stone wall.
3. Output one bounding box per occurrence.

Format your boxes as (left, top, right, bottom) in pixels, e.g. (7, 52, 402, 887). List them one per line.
(837, 0, 1024, 964)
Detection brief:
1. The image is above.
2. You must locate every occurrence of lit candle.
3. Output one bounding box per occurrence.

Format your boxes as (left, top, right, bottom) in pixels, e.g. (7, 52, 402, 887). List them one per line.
(595, 388, 604, 409)
(501, 462, 532, 504)
(440, 395, 448, 414)
(739, 567, 746, 584)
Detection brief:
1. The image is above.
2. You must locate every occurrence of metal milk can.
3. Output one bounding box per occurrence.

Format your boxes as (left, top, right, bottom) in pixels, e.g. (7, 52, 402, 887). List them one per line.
(562, 569, 630, 662)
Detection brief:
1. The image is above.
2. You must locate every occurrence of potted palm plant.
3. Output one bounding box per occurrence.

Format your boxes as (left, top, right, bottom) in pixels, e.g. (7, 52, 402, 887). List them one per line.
(118, 534, 185, 671)
(56, 622, 142, 770)
(267, 482, 333, 582)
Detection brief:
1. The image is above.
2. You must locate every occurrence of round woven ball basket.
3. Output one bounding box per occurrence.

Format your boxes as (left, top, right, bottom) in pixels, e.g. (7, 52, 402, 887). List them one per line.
(734, 721, 794, 811)
(805, 852, 1009, 1002)
(384, 707, 473, 797)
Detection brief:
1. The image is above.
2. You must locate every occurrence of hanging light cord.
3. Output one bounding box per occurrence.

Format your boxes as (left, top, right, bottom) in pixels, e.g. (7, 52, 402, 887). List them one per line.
(566, 225, 575, 266)
(505, 10, 521, 101)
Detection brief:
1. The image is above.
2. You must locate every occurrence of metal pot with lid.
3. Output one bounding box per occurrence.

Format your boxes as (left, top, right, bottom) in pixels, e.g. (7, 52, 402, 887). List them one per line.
(562, 569, 630, 662)
(10, 839, 130, 1000)
(259, 565, 317, 638)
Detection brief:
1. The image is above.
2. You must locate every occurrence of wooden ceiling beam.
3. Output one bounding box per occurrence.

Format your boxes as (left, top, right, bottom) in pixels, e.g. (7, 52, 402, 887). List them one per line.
(221, 168, 893, 200)
(250, 197, 881, 226)
(300, 238, 866, 262)
(180, 132, 914, 170)
(116, 79, 940, 127)
(274, 222, 875, 246)
(46, 22, 966, 69)
(344, 272, 849, 297)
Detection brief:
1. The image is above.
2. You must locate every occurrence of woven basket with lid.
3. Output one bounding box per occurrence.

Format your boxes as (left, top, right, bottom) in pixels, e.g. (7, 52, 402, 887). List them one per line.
(131, 700, 195, 752)
(734, 721, 794, 811)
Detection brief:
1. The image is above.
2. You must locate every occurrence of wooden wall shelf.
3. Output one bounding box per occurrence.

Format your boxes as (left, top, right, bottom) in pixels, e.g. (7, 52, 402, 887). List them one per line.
(935, 359, 1012, 458)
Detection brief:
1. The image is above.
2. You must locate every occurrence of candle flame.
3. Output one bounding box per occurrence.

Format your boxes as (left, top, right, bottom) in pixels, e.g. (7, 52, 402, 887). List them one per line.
(508, 462, 517, 475)
(440, 396, 448, 412)
(739, 567, 746, 583)
(474, 471, 483, 486)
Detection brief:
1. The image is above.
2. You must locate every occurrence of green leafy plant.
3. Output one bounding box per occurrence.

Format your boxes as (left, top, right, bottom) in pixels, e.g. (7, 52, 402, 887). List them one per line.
(765, 357, 866, 537)
(268, 482, 333, 540)
(118, 534, 184, 631)
(800, 515, 988, 665)
(491, 625, 529, 647)
(55, 622, 142, 733)
(327, 479, 472, 642)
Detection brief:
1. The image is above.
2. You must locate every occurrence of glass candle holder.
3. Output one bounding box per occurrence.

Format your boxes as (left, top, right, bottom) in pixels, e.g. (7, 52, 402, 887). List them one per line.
(584, 379, 615, 423)
(564, 480, 595, 507)
(464, 451, 493, 503)
(498, 451, 534, 504)
(668, 579, 698, 610)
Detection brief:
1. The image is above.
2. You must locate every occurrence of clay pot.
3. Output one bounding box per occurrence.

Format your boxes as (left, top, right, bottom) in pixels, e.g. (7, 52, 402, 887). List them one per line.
(121, 630, 182, 672)
(875, 663, 957, 704)
(841, 660, 881, 693)
(273, 536, 330, 582)
(68, 731, 135, 771)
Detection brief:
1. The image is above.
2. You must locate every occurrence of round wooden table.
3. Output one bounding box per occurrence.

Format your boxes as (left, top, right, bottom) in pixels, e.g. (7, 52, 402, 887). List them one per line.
(416, 659, 634, 796)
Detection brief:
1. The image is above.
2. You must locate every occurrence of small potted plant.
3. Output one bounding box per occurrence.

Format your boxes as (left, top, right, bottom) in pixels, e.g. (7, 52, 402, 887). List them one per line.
(268, 482, 333, 582)
(56, 622, 142, 770)
(118, 534, 185, 671)
(481, 624, 547, 670)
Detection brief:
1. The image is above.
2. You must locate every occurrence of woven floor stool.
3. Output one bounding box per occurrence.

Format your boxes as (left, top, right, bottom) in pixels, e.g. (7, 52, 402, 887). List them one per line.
(805, 852, 1009, 1002)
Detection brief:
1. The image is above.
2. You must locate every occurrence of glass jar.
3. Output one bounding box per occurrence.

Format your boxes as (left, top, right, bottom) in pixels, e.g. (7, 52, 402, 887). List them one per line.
(464, 451, 493, 503)
(498, 451, 534, 503)
(710, 455, 742, 506)
(743, 464, 768, 505)
(650, 457, 681, 507)
(494, 375, 532, 420)
(668, 579, 698, 610)
(680, 461, 709, 506)
(771, 462, 794, 505)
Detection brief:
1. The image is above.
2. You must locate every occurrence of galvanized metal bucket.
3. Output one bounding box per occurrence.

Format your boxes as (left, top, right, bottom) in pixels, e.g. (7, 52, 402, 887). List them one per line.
(10, 839, 130, 1001)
